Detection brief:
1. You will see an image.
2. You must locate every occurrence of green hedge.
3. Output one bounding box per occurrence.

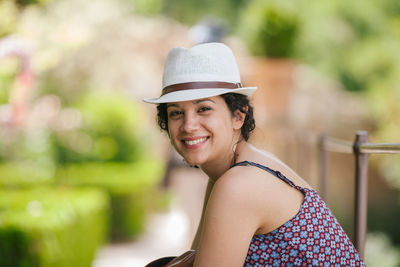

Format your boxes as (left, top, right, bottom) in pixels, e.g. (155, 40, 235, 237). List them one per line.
(0, 162, 54, 189)
(51, 91, 148, 165)
(0, 187, 109, 267)
(55, 160, 165, 240)
(0, 159, 166, 241)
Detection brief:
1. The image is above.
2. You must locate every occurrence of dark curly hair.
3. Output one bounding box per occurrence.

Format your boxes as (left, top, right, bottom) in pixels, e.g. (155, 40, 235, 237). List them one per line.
(156, 93, 255, 141)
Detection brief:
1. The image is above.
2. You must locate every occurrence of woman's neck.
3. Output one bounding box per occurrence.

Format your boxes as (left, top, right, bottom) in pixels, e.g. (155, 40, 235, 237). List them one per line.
(200, 139, 248, 181)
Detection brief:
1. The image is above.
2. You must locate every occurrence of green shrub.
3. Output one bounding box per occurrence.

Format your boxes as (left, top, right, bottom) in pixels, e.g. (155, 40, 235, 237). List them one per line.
(0, 57, 18, 106)
(55, 160, 165, 240)
(294, 0, 400, 92)
(0, 187, 109, 267)
(130, 0, 163, 15)
(0, 227, 38, 267)
(0, 162, 54, 189)
(239, 0, 300, 58)
(52, 91, 148, 165)
(0, 1, 19, 38)
(0, 158, 165, 241)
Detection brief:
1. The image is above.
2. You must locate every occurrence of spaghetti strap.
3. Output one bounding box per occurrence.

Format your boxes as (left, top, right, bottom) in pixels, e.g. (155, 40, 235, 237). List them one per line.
(230, 161, 298, 189)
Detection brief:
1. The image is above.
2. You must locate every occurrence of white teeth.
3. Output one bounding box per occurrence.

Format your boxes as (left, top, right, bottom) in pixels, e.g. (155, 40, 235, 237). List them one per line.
(184, 137, 207, 145)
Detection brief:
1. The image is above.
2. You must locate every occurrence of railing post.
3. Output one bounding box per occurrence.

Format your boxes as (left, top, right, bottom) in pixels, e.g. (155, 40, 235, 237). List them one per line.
(319, 133, 329, 203)
(353, 131, 369, 259)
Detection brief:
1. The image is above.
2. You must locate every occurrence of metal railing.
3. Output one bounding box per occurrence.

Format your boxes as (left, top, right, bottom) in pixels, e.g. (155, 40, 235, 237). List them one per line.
(318, 130, 400, 259)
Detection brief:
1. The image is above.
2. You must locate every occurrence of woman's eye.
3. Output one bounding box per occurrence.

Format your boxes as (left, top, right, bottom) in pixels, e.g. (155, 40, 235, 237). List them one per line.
(198, 106, 211, 113)
(168, 110, 183, 118)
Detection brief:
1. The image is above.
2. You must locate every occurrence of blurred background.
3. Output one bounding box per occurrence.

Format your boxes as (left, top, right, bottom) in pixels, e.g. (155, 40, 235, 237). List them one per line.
(1, 0, 400, 266)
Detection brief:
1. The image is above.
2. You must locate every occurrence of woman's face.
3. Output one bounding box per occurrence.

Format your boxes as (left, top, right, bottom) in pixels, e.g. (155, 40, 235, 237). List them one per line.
(166, 96, 243, 167)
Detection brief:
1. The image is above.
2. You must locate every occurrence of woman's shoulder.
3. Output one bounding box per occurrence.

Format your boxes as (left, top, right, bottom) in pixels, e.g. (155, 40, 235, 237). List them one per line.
(206, 164, 279, 231)
(216, 162, 275, 190)
(212, 162, 286, 208)
(211, 160, 305, 234)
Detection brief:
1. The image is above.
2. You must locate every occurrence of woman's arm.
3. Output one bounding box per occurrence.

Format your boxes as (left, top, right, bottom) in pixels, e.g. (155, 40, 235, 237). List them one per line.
(193, 171, 261, 267)
(191, 178, 215, 249)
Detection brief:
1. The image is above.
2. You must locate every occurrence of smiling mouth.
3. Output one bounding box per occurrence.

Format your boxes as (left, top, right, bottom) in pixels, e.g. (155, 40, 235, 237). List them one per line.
(183, 137, 209, 146)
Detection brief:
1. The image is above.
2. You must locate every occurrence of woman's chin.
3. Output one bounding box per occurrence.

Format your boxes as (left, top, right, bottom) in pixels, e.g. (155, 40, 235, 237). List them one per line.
(183, 157, 204, 167)
(185, 160, 200, 167)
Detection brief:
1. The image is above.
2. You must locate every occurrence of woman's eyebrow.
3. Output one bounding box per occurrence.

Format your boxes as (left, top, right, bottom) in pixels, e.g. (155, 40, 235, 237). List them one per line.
(194, 99, 215, 104)
(166, 103, 179, 108)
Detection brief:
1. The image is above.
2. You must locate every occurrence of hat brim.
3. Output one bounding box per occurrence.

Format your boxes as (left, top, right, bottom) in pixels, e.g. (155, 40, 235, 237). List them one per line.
(143, 87, 257, 104)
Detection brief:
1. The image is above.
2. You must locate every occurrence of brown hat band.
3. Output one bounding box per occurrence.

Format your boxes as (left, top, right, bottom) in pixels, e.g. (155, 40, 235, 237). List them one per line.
(162, 82, 243, 96)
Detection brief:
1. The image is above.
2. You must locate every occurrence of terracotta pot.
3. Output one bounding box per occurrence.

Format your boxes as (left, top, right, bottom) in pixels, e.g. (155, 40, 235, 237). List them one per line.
(246, 58, 297, 125)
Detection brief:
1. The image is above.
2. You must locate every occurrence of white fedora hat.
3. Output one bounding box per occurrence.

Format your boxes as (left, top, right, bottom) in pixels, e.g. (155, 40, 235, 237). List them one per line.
(143, 42, 257, 104)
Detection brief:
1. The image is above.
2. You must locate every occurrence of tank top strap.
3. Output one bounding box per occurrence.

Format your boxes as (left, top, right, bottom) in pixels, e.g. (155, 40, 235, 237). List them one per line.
(230, 161, 298, 189)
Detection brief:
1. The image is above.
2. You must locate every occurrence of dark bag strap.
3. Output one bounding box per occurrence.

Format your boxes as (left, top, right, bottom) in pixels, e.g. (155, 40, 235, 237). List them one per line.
(165, 250, 195, 267)
(145, 250, 196, 267)
(145, 256, 176, 267)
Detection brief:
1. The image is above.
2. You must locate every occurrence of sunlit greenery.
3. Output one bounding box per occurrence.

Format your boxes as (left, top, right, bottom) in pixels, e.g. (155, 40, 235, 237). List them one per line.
(0, 0, 166, 265)
(0, 0, 18, 37)
(1, 0, 400, 265)
(130, 0, 163, 15)
(238, 0, 300, 58)
(365, 232, 400, 266)
(56, 161, 165, 240)
(52, 91, 148, 164)
(0, 187, 109, 267)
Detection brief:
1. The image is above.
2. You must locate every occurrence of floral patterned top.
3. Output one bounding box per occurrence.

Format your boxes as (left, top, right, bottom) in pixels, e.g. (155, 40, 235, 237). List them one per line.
(230, 161, 365, 267)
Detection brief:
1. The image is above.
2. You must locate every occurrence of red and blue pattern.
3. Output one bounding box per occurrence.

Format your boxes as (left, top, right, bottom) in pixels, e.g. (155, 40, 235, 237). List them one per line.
(231, 161, 365, 267)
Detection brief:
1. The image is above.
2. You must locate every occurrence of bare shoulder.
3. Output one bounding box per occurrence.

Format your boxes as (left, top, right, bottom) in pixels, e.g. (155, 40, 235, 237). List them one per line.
(213, 164, 270, 196)
(216, 161, 292, 191)
(213, 160, 306, 235)
(211, 163, 285, 212)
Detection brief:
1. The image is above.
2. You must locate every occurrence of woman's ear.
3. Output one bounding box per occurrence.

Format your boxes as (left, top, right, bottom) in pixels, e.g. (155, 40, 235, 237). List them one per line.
(232, 109, 245, 130)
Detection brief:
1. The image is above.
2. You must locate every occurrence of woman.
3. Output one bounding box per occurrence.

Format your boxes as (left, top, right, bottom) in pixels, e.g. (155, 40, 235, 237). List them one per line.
(144, 43, 364, 266)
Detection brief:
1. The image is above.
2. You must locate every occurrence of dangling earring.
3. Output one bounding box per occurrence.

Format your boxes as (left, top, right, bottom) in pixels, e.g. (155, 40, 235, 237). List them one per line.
(231, 141, 239, 165)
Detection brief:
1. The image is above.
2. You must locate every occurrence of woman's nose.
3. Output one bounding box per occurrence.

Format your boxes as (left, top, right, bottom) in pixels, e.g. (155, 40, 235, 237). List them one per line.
(181, 112, 199, 133)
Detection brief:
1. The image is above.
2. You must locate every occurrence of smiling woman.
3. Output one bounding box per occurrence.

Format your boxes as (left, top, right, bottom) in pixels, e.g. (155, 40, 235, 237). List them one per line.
(165, 97, 243, 172)
(144, 43, 365, 267)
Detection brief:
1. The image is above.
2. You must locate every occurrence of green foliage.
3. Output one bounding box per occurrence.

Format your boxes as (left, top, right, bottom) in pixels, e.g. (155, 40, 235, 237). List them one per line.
(0, 90, 149, 169)
(0, 58, 18, 105)
(0, 0, 19, 38)
(0, 227, 38, 267)
(0, 162, 54, 189)
(52, 91, 148, 164)
(130, 0, 163, 15)
(110, 192, 148, 240)
(0, 0, 52, 38)
(295, 0, 400, 93)
(365, 232, 400, 266)
(0, 0, 169, 262)
(0, 127, 56, 171)
(0, 187, 109, 267)
(55, 160, 163, 194)
(15, 0, 54, 7)
(55, 160, 165, 240)
(0, 158, 166, 242)
(162, 0, 245, 27)
(238, 0, 300, 58)
(368, 190, 400, 247)
(337, 37, 398, 92)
